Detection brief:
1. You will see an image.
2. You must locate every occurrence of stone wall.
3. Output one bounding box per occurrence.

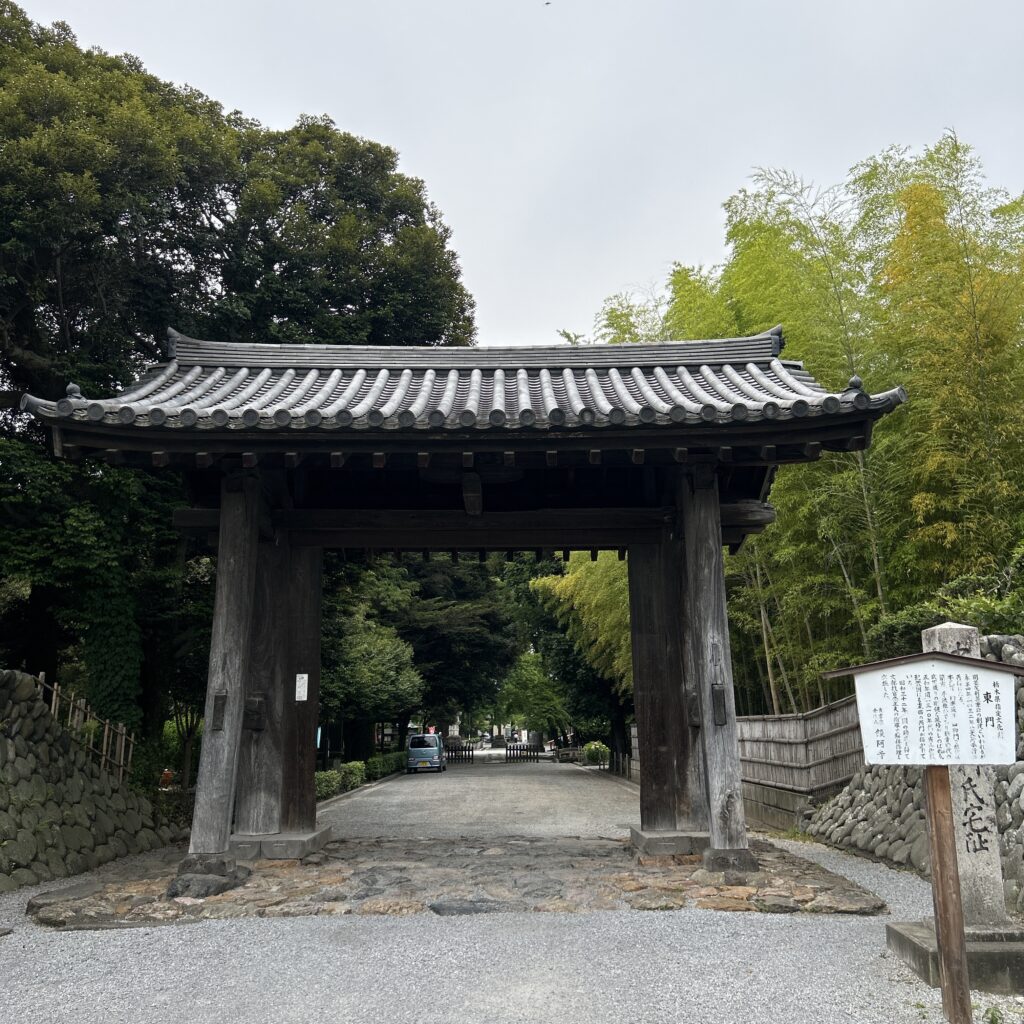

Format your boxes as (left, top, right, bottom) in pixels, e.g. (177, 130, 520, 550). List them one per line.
(0, 670, 174, 892)
(806, 635, 1024, 913)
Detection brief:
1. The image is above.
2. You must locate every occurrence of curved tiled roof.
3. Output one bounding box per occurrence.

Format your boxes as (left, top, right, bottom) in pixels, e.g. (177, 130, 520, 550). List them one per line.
(20, 325, 905, 434)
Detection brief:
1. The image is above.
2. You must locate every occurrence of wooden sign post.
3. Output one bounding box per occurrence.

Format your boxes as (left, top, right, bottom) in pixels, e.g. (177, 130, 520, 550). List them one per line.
(827, 648, 1018, 1024)
(922, 761, 971, 1023)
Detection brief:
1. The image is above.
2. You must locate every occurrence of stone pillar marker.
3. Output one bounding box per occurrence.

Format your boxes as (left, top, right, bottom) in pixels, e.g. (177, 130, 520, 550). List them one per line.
(922, 622, 1011, 926)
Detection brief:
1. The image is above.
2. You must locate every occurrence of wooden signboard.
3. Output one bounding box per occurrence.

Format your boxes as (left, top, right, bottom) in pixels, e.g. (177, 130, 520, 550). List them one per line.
(827, 650, 1019, 1024)
(850, 654, 1016, 767)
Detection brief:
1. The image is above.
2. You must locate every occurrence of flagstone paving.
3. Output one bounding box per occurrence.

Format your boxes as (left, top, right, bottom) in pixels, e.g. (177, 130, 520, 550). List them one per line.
(21, 833, 886, 928)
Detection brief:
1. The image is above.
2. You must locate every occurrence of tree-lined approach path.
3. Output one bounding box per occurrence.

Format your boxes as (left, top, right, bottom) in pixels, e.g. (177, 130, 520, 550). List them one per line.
(2, 762, 1015, 1024)
(318, 758, 641, 839)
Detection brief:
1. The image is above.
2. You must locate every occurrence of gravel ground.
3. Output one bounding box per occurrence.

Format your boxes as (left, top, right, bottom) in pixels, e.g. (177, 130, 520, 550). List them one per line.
(318, 761, 642, 839)
(2, 763, 1022, 1024)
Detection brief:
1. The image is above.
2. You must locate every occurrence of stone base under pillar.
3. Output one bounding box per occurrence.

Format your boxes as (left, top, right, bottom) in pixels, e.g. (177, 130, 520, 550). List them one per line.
(887, 921, 1024, 995)
(229, 826, 333, 860)
(702, 846, 759, 872)
(630, 828, 710, 856)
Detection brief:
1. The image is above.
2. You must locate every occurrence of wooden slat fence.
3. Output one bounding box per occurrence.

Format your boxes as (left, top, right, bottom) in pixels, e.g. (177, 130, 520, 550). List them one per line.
(505, 743, 542, 763)
(37, 673, 136, 784)
(736, 695, 862, 831)
(605, 751, 635, 781)
(444, 745, 474, 763)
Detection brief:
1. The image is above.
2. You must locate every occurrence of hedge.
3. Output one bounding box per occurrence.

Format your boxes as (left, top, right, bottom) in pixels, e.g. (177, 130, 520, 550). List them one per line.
(365, 751, 406, 780)
(314, 754, 403, 800)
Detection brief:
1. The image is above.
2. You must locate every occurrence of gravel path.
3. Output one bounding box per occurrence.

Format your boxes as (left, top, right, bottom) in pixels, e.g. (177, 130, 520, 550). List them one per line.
(2, 763, 1020, 1024)
(317, 761, 641, 839)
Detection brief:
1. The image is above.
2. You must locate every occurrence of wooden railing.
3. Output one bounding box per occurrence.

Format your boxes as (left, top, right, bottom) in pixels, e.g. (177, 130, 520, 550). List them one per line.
(505, 743, 542, 763)
(37, 673, 136, 784)
(605, 751, 635, 781)
(736, 695, 862, 830)
(445, 745, 474, 763)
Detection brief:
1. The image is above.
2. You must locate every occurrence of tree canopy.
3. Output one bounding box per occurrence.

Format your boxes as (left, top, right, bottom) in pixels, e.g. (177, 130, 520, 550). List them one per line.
(0, 3, 476, 749)
(0, 2, 474, 409)
(542, 133, 1024, 717)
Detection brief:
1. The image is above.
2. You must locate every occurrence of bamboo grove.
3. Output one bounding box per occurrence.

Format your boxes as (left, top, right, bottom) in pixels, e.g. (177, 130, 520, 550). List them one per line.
(536, 134, 1024, 717)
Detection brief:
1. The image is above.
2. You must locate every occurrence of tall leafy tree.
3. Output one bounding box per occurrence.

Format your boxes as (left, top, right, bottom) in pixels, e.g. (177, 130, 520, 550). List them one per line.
(0, 3, 476, 744)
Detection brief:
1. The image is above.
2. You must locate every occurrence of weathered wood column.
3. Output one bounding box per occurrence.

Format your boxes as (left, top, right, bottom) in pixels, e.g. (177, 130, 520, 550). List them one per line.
(188, 474, 261, 858)
(280, 545, 322, 833)
(679, 467, 757, 871)
(234, 538, 324, 850)
(627, 533, 708, 854)
(234, 540, 290, 837)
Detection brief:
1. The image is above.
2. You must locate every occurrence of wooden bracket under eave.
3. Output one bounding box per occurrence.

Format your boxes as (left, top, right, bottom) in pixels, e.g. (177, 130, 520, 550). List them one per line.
(462, 472, 483, 516)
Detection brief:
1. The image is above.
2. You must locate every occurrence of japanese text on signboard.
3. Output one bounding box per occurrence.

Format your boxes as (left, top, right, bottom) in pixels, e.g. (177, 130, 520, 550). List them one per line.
(853, 661, 1015, 766)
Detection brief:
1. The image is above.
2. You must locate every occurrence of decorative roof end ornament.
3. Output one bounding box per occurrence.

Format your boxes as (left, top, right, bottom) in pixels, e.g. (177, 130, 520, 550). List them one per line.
(165, 327, 182, 360)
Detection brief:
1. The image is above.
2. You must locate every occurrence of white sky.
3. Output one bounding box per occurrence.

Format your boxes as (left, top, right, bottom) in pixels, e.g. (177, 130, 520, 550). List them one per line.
(20, 0, 1024, 346)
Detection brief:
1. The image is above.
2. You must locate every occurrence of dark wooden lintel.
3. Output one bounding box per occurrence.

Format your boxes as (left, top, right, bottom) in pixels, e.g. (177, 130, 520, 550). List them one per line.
(173, 501, 773, 541)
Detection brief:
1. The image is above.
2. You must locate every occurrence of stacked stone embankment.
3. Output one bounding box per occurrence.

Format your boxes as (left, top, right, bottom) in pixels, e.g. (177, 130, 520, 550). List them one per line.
(806, 634, 1024, 913)
(0, 669, 173, 892)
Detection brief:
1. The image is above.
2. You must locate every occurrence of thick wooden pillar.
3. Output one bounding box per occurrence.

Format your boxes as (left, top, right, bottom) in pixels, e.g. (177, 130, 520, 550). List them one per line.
(189, 474, 261, 856)
(235, 540, 323, 837)
(280, 545, 322, 832)
(679, 467, 756, 870)
(628, 543, 681, 832)
(235, 540, 289, 836)
(628, 536, 707, 837)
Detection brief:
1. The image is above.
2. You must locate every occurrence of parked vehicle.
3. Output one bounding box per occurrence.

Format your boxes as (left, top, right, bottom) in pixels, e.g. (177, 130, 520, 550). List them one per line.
(406, 734, 447, 773)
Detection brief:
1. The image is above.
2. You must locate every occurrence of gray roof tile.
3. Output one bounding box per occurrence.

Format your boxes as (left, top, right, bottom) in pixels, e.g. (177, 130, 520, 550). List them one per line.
(20, 326, 906, 433)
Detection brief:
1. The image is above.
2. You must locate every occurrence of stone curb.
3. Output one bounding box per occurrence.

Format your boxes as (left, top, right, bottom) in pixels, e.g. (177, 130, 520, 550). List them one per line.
(315, 770, 404, 813)
(571, 763, 641, 793)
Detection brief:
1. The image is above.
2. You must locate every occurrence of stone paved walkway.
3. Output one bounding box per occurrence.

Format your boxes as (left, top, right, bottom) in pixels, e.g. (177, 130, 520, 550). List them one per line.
(17, 764, 886, 925)
(3, 761, 1023, 1023)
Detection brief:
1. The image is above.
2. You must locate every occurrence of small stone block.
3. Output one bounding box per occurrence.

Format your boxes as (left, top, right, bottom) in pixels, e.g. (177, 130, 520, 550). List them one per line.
(177, 854, 236, 877)
(887, 921, 1024, 995)
(630, 828, 710, 856)
(259, 826, 333, 860)
(228, 836, 264, 861)
(702, 847, 759, 873)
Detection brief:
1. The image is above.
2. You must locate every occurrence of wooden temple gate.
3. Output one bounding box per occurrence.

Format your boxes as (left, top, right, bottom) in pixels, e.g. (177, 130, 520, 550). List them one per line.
(21, 325, 904, 874)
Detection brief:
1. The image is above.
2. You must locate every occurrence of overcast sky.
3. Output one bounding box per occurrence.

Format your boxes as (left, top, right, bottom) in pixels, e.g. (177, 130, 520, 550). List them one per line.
(20, 0, 1024, 347)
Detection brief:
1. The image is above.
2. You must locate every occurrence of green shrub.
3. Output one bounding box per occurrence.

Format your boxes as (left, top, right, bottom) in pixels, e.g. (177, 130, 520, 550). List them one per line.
(337, 761, 366, 791)
(129, 733, 175, 793)
(315, 770, 342, 800)
(365, 751, 406, 780)
(583, 740, 610, 765)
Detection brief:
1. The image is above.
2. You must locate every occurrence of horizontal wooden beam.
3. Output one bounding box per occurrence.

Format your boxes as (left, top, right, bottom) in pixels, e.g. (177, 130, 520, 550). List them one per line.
(173, 502, 775, 549)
